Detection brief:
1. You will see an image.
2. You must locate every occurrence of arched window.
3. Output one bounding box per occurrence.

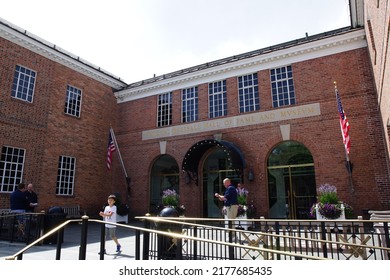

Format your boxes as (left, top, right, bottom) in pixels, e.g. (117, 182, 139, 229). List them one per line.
(150, 155, 179, 213)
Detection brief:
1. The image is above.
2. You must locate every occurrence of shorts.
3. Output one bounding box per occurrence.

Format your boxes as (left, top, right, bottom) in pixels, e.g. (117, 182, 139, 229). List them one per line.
(105, 226, 117, 239)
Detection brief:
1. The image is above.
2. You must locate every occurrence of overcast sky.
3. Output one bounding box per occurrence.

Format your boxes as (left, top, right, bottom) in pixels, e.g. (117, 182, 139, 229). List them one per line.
(1, 0, 351, 84)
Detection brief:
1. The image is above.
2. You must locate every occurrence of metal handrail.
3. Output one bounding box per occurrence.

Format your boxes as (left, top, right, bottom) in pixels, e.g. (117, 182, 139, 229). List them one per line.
(3, 215, 390, 260)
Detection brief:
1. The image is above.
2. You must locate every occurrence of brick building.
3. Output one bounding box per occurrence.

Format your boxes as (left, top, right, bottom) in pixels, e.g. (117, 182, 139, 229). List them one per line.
(364, 0, 390, 173)
(0, 18, 127, 214)
(1, 0, 390, 219)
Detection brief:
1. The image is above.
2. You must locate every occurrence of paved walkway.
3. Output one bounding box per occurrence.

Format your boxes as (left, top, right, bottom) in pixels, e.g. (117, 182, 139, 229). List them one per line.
(0, 221, 142, 260)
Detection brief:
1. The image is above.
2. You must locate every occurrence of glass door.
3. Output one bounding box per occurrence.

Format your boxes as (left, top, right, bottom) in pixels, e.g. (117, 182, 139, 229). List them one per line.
(267, 141, 316, 219)
(202, 149, 241, 218)
(268, 164, 316, 219)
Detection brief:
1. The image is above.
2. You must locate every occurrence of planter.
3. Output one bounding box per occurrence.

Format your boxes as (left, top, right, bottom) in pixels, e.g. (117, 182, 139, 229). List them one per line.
(315, 203, 345, 231)
(315, 203, 345, 220)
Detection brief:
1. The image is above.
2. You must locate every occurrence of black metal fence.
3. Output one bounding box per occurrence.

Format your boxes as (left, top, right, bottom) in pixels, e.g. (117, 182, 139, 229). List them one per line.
(1, 213, 389, 260)
(0, 212, 66, 245)
(141, 216, 390, 260)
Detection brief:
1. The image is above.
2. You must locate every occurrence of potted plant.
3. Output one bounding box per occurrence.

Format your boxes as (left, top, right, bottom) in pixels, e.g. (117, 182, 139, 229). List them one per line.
(161, 188, 185, 216)
(162, 188, 179, 207)
(310, 184, 353, 220)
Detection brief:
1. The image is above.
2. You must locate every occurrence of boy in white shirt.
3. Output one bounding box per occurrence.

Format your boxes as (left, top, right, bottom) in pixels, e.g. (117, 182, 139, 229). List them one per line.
(99, 194, 121, 253)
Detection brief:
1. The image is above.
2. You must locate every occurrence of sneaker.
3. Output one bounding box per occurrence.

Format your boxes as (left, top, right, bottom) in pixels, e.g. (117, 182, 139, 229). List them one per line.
(116, 244, 121, 252)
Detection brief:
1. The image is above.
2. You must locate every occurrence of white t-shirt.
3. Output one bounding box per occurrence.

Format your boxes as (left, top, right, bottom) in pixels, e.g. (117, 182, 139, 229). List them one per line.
(103, 205, 117, 228)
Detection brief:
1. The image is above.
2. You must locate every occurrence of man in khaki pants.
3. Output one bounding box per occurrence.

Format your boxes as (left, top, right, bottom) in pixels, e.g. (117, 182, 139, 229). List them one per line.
(215, 178, 238, 220)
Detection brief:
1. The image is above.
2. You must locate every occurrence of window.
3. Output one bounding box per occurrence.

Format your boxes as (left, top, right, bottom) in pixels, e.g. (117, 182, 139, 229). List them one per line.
(0, 146, 25, 193)
(11, 65, 36, 103)
(64, 85, 82, 117)
(157, 92, 172, 127)
(56, 155, 76, 196)
(209, 80, 227, 118)
(182, 87, 198, 122)
(238, 73, 260, 113)
(270, 65, 296, 107)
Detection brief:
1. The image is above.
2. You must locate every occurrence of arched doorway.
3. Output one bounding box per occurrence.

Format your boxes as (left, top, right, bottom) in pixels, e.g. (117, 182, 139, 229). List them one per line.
(150, 155, 179, 213)
(202, 149, 242, 217)
(267, 141, 316, 219)
(182, 139, 245, 218)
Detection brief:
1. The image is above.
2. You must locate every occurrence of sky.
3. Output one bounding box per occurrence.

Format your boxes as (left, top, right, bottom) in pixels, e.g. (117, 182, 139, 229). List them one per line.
(1, 0, 351, 84)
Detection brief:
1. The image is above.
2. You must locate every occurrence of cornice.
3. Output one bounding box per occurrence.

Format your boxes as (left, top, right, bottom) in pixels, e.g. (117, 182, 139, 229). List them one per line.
(115, 28, 366, 103)
(0, 18, 127, 90)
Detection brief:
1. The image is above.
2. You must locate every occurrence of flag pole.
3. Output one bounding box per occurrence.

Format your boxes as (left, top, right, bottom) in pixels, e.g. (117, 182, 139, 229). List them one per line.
(334, 82, 354, 195)
(110, 127, 129, 180)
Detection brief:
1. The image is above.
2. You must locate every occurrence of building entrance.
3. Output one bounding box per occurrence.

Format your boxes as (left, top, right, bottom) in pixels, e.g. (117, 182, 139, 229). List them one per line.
(202, 149, 241, 218)
(267, 141, 316, 219)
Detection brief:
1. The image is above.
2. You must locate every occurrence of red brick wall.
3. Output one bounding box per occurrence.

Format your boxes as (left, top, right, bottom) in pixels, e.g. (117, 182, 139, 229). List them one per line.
(365, 0, 390, 176)
(115, 47, 390, 218)
(0, 38, 120, 215)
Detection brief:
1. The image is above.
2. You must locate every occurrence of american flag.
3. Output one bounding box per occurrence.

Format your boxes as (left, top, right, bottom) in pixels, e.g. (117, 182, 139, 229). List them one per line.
(336, 87, 350, 154)
(107, 130, 116, 170)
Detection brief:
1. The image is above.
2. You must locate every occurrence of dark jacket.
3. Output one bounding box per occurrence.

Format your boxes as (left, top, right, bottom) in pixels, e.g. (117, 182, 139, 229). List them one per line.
(10, 189, 29, 211)
(25, 190, 38, 212)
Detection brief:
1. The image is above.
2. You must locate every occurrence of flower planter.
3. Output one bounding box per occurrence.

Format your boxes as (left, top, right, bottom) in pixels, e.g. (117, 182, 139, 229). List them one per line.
(315, 203, 345, 231)
(315, 203, 345, 220)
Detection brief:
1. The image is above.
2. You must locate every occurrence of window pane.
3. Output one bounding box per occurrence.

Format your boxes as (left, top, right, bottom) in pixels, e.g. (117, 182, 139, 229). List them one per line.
(0, 146, 25, 192)
(11, 65, 36, 103)
(270, 66, 295, 108)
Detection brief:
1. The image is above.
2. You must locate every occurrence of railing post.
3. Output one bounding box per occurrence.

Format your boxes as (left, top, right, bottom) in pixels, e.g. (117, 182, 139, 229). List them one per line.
(193, 225, 198, 260)
(55, 227, 64, 260)
(228, 220, 234, 260)
(383, 222, 390, 259)
(275, 221, 280, 260)
(135, 229, 140, 260)
(79, 215, 89, 260)
(99, 222, 106, 260)
(142, 214, 151, 260)
(320, 221, 328, 258)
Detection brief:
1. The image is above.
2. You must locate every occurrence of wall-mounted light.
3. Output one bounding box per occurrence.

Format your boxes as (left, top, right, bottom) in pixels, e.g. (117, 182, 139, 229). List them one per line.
(248, 168, 254, 182)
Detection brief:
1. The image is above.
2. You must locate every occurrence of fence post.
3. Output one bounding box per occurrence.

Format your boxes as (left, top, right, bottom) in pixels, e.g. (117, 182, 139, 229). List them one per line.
(320, 221, 328, 258)
(275, 221, 280, 260)
(384, 222, 390, 259)
(55, 227, 64, 260)
(79, 215, 89, 260)
(135, 229, 140, 260)
(142, 214, 151, 260)
(99, 222, 106, 260)
(193, 225, 198, 260)
(228, 220, 234, 260)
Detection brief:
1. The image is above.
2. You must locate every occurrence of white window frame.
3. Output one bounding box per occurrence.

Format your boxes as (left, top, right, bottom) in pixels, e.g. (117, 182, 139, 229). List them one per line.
(208, 80, 227, 118)
(11, 65, 36, 103)
(182, 86, 198, 123)
(64, 85, 83, 117)
(56, 155, 76, 196)
(157, 92, 172, 127)
(0, 146, 25, 193)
